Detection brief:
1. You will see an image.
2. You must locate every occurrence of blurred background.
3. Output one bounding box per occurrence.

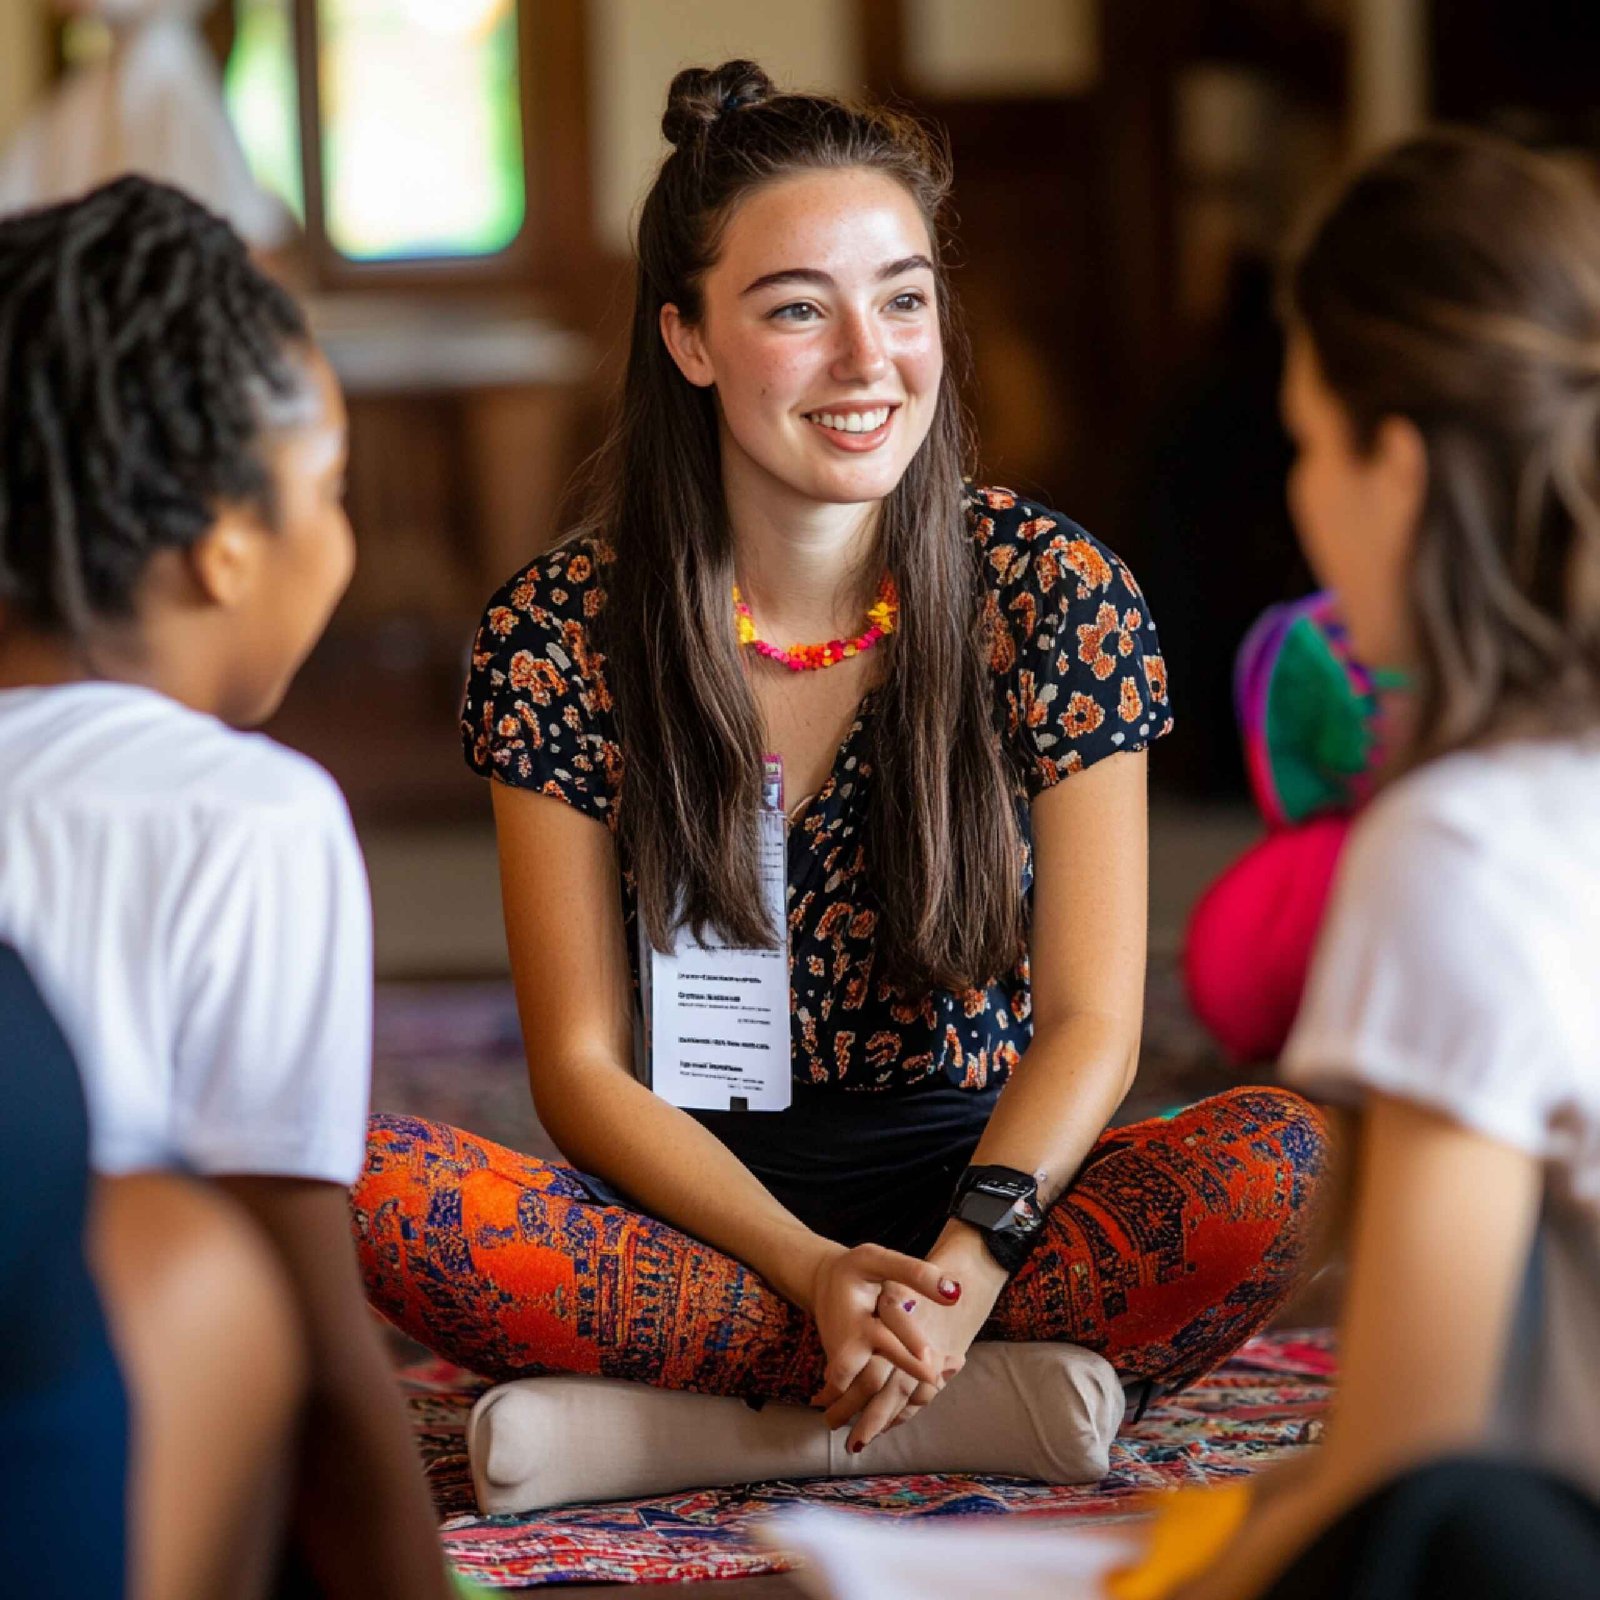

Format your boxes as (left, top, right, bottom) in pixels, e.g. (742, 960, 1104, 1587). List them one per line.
(1, 0, 1594, 982)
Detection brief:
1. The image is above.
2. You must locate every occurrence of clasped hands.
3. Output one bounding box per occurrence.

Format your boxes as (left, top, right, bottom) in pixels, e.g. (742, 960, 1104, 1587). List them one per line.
(805, 1234, 1003, 1453)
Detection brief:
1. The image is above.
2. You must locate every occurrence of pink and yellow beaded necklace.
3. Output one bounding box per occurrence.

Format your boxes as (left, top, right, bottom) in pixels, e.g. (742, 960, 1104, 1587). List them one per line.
(732, 575, 898, 672)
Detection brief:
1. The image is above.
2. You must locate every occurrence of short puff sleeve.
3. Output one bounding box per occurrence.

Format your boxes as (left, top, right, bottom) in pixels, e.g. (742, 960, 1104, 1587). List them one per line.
(460, 538, 620, 827)
(968, 486, 1173, 796)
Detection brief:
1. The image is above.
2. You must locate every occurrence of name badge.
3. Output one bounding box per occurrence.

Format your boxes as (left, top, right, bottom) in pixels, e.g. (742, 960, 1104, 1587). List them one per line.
(638, 755, 791, 1111)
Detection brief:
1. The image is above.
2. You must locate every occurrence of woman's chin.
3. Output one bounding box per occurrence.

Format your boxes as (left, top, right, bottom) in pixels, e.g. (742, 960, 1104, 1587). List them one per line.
(786, 452, 917, 508)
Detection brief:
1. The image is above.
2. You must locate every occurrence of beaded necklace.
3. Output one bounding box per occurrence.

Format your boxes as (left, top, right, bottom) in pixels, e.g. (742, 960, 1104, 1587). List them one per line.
(732, 575, 898, 672)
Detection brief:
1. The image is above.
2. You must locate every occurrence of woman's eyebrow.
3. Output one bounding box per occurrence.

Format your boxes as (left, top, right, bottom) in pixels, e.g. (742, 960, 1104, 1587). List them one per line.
(739, 255, 935, 297)
(741, 267, 832, 296)
(879, 253, 934, 280)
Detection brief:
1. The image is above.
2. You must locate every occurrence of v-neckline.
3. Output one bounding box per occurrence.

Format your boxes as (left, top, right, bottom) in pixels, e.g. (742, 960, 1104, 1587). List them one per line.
(787, 690, 876, 836)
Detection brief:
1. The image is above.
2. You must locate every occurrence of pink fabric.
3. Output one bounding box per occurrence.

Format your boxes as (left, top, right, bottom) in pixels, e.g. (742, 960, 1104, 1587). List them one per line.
(1183, 816, 1352, 1065)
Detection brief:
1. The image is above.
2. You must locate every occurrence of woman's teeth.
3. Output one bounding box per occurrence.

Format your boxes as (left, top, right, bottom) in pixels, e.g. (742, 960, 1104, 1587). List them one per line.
(806, 407, 891, 434)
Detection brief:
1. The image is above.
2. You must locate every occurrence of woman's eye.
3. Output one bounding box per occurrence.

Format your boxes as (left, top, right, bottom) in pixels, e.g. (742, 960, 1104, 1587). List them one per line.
(770, 301, 821, 323)
(888, 291, 928, 313)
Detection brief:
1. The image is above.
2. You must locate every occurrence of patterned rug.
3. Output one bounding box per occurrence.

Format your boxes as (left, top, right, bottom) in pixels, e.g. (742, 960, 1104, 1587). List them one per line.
(407, 1329, 1334, 1589)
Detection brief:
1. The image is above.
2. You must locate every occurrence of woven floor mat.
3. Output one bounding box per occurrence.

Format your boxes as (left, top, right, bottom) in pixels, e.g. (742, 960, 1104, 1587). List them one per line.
(406, 1329, 1334, 1589)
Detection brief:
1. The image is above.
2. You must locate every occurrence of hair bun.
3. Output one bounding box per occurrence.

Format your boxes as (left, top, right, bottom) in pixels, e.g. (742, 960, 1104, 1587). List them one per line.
(662, 60, 774, 148)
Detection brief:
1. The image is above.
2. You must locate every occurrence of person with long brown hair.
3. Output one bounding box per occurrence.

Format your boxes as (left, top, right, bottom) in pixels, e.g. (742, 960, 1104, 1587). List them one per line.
(355, 62, 1325, 1464)
(1101, 129, 1600, 1600)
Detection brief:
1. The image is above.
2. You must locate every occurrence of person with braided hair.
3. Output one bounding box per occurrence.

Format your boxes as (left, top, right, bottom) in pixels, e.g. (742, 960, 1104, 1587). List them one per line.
(0, 177, 480, 1598)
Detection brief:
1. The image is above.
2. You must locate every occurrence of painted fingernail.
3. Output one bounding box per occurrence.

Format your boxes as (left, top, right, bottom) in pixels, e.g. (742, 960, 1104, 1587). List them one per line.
(939, 1278, 961, 1301)
(850, 1441, 865, 1454)
(901, 1297, 917, 1314)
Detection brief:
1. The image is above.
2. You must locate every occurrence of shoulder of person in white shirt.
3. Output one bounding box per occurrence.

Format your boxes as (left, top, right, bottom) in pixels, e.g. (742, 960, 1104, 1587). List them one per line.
(0, 175, 457, 1600)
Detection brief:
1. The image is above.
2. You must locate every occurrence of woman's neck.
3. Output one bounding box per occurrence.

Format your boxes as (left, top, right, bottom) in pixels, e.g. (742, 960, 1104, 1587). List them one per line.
(0, 616, 222, 717)
(724, 462, 882, 642)
(0, 624, 97, 693)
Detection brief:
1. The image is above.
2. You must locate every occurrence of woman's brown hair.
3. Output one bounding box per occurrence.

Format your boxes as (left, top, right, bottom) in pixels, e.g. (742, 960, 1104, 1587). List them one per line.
(1288, 129, 1600, 769)
(584, 60, 1023, 993)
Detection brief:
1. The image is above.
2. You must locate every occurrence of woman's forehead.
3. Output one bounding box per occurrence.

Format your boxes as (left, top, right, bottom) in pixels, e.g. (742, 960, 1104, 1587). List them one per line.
(714, 169, 933, 285)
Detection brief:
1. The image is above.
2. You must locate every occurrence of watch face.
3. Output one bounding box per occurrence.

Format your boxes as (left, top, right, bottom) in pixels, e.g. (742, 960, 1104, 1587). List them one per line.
(962, 1191, 1021, 1230)
(977, 1173, 1033, 1200)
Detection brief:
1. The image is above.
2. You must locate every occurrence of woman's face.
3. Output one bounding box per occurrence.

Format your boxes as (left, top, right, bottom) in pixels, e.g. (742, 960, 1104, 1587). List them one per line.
(227, 345, 355, 724)
(661, 167, 943, 515)
(1282, 329, 1424, 673)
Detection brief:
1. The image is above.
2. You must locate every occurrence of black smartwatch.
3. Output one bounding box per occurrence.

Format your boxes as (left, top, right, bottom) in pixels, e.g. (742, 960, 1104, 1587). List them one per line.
(947, 1165, 1045, 1273)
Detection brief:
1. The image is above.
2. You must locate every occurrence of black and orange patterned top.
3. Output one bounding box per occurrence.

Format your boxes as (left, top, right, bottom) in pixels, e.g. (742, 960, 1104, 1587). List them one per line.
(463, 485, 1171, 1106)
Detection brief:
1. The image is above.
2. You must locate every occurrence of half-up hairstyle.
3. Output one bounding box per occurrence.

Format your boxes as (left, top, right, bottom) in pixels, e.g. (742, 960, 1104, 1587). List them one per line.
(1288, 129, 1600, 768)
(593, 60, 1025, 993)
(0, 175, 310, 637)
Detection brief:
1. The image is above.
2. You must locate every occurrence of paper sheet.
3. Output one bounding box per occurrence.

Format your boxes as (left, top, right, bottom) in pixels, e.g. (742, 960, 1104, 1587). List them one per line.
(756, 1506, 1139, 1600)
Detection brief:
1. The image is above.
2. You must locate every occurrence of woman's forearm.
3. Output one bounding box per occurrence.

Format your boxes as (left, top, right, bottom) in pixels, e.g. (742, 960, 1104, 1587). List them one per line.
(927, 1014, 1136, 1305)
(966, 1013, 1138, 1204)
(534, 1061, 837, 1307)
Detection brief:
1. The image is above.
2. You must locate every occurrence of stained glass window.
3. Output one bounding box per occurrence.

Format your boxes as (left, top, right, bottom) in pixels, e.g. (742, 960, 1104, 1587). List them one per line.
(225, 0, 526, 263)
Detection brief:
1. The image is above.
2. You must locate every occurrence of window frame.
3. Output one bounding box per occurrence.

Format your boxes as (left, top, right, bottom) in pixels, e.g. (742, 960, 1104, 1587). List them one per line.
(49, 1, 594, 294)
(285, 0, 590, 292)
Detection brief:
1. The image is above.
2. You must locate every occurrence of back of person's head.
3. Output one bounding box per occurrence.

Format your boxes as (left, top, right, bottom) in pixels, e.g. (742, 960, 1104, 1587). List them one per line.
(0, 175, 311, 639)
(1287, 129, 1600, 765)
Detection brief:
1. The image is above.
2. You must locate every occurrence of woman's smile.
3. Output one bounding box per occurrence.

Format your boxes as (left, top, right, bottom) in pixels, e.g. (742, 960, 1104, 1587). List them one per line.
(802, 402, 899, 450)
(660, 166, 942, 511)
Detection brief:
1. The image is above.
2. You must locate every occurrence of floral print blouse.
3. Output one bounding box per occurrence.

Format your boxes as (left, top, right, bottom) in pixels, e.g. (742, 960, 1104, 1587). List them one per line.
(462, 485, 1171, 1098)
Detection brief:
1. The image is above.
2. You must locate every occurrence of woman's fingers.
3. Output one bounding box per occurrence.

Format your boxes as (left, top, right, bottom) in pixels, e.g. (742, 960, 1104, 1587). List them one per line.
(850, 1244, 962, 1304)
(866, 1317, 941, 1385)
(848, 1370, 920, 1451)
(884, 1401, 924, 1433)
(816, 1342, 872, 1407)
(874, 1279, 929, 1352)
(824, 1355, 892, 1431)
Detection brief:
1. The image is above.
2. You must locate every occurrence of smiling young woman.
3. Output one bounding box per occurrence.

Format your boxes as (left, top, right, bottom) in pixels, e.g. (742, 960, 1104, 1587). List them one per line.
(354, 62, 1328, 1460)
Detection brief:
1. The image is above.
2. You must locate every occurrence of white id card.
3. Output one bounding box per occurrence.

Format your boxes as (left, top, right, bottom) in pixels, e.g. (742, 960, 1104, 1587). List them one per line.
(638, 756, 791, 1112)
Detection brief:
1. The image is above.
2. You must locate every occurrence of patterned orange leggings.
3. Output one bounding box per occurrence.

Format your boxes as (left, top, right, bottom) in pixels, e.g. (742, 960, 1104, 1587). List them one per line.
(354, 1086, 1325, 1402)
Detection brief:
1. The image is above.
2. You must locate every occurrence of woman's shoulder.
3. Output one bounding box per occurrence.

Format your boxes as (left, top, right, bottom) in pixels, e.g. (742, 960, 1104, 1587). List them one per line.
(476, 530, 612, 646)
(962, 484, 1141, 605)
(469, 532, 612, 690)
(462, 531, 620, 802)
(961, 485, 1172, 789)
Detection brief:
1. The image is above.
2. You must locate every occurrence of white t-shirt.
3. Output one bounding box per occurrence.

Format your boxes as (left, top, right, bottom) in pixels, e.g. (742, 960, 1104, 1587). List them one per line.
(0, 682, 370, 1184)
(1282, 737, 1600, 1494)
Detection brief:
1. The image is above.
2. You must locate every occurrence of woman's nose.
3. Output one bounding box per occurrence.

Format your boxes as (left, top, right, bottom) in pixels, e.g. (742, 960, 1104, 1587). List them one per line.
(830, 311, 890, 384)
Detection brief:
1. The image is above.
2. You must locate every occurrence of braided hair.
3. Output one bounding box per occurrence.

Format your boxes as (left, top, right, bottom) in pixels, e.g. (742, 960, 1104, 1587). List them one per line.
(0, 175, 310, 637)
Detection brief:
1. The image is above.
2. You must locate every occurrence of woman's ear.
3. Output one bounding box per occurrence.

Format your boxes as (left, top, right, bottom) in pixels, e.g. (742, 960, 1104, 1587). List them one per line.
(184, 509, 268, 609)
(1370, 413, 1428, 542)
(659, 303, 715, 388)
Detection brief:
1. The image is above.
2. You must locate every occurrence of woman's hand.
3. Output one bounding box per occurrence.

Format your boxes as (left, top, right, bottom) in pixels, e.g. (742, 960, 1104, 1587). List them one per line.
(806, 1243, 963, 1414)
(814, 1351, 947, 1454)
(817, 1224, 1011, 1451)
(813, 1279, 990, 1449)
